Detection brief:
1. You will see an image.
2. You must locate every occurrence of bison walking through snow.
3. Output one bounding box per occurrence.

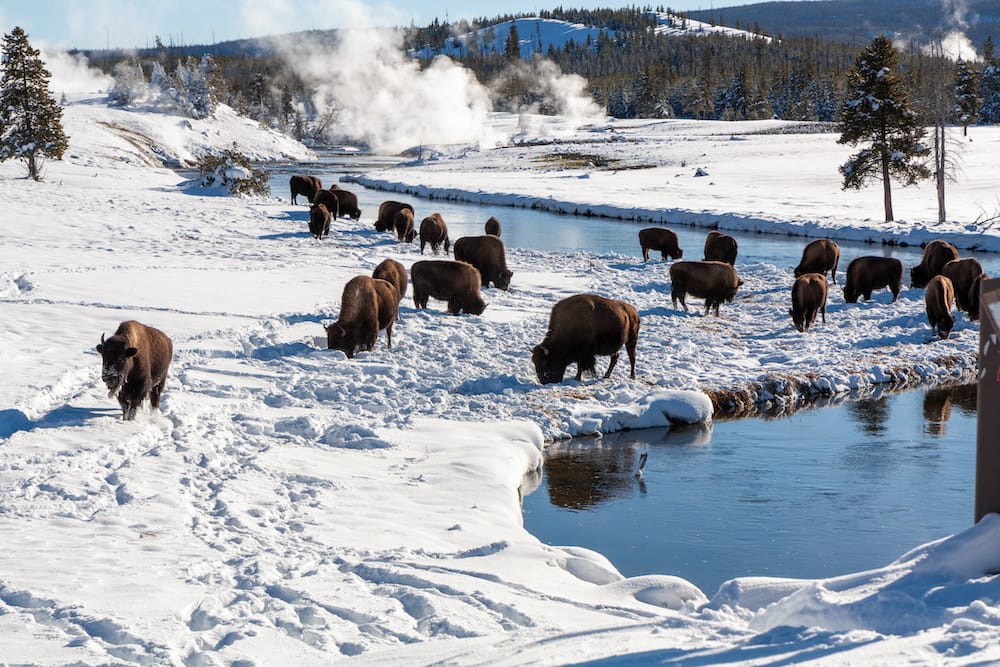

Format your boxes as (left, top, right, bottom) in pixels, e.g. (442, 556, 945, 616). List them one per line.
(925, 275, 956, 340)
(531, 294, 640, 384)
(394, 208, 416, 243)
(411, 260, 486, 315)
(96, 320, 173, 420)
(375, 200, 413, 232)
(794, 239, 840, 284)
(453, 235, 513, 290)
(789, 273, 828, 332)
(419, 213, 450, 255)
(669, 260, 741, 316)
(326, 275, 394, 357)
(289, 175, 322, 204)
(308, 202, 331, 239)
(842, 256, 903, 303)
(638, 227, 683, 261)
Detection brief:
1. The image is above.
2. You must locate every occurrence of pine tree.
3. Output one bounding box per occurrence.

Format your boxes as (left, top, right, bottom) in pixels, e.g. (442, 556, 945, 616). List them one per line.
(108, 60, 147, 106)
(953, 58, 981, 136)
(505, 23, 521, 60)
(0, 27, 69, 181)
(837, 35, 930, 222)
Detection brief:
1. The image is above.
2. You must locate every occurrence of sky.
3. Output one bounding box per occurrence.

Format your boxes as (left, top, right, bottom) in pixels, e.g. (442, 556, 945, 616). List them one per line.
(1, 0, 784, 50)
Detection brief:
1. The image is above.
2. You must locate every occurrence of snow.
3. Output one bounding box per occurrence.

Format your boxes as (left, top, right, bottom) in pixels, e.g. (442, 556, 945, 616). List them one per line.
(2, 80, 1000, 664)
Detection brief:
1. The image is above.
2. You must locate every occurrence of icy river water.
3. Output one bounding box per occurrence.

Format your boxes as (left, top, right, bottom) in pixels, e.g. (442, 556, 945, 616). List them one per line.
(266, 154, 987, 596)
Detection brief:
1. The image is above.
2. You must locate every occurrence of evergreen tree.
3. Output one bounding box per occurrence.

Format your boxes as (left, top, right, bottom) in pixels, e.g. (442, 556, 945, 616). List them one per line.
(837, 35, 930, 222)
(505, 23, 521, 60)
(108, 60, 147, 106)
(981, 61, 1000, 124)
(0, 27, 69, 181)
(953, 58, 981, 136)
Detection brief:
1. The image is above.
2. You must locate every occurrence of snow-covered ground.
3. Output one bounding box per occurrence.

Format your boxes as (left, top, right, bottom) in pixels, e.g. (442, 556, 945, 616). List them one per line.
(2, 87, 1000, 665)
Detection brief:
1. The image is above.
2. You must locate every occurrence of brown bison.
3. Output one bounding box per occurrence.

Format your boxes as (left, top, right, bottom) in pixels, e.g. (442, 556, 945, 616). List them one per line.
(311, 189, 340, 221)
(639, 227, 683, 261)
(794, 239, 840, 284)
(703, 230, 738, 265)
(910, 240, 959, 289)
(375, 200, 413, 232)
(484, 216, 502, 237)
(419, 213, 450, 255)
(789, 273, 828, 332)
(327, 185, 363, 220)
(531, 294, 640, 384)
(669, 260, 741, 316)
(411, 260, 486, 315)
(968, 273, 988, 322)
(940, 258, 984, 313)
(394, 207, 416, 243)
(372, 278, 400, 348)
(308, 202, 331, 240)
(289, 175, 322, 204)
(326, 275, 394, 357)
(453, 235, 513, 290)
(843, 256, 903, 303)
(925, 274, 956, 339)
(372, 258, 408, 299)
(96, 320, 173, 421)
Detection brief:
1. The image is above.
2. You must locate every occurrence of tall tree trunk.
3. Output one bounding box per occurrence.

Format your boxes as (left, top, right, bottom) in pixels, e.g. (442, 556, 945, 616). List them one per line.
(935, 121, 947, 223)
(882, 151, 893, 222)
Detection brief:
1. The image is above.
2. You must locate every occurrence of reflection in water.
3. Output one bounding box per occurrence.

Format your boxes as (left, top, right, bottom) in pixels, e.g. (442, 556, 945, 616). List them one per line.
(848, 395, 891, 436)
(951, 383, 978, 416)
(923, 388, 953, 436)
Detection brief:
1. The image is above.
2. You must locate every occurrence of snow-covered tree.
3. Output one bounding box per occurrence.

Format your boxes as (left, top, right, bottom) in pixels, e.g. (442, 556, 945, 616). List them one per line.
(981, 61, 1000, 124)
(837, 35, 930, 222)
(953, 58, 981, 136)
(0, 27, 69, 181)
(107, 60, 147, 106)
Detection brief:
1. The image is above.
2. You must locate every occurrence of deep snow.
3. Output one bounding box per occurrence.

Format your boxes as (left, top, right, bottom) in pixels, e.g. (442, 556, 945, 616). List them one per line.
(2, 80, 1000, 665)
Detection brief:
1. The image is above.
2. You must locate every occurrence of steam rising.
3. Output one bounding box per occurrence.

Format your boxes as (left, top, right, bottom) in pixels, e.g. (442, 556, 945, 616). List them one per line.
(41, 45, 114, 96)
(934, 0, 980, 61)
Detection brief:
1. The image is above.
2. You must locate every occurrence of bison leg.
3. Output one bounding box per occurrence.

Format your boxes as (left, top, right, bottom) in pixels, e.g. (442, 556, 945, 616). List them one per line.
(420, 240, 426, 254)
(447, 297, 462, 314)
(820, 302, 826, 324)
(603, 351, 620, 379)
(641, 246, 649, 262)
(385, 322, 393, 349)
(150, 378, 166, 409)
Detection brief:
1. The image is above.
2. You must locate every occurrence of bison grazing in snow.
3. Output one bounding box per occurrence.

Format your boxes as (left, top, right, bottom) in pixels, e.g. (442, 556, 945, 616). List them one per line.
(843, 256, 903, 303)
(372, 258, 408, 299)
(419, 213, 450, 255)
(925, 274, 956, 340)
(794, 239, 840, 284)
(410, 260, 486, 315)
(96, 320, 173, 420)
(703, 230, 738, 265)
(669, 260, 741, 316)
(532, 293, 640, 385)
(326, 275, 395, 357)
(375, 200, 413, 232)
(308, 202, 331, 239)
(289, 175, 322, 204)
(327, 185, 362, 220)
(484, 216, 502, 237)
(968, 273, 988, 322)
(638, 227, 683, 261)
(394, 208, 416, 243)
(789, 273, 828, 332)
(940, 258, 984, 313)
(453, 235, 513, 290)
(910, 240, 959, 289)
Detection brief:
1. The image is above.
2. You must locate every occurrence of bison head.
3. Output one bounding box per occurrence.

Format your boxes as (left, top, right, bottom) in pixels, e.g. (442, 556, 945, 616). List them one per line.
(936, 313, 955, 340)
(96, 333, 137, 396)
(531, 345, 568, 385)
(910, 265, 929, 289)
(325, 323, 356, 358)
(789, 308, 807, 333)
(496, 270, 514, 291)
(843, 285, 860, 304)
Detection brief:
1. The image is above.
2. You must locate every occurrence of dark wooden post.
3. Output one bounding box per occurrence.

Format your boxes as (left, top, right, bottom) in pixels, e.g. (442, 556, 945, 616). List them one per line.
(976, 278, 1000, 522)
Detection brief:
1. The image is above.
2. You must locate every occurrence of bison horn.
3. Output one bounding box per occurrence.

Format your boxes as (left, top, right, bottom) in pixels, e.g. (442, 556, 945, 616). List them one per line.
(101, 333, 105, 343)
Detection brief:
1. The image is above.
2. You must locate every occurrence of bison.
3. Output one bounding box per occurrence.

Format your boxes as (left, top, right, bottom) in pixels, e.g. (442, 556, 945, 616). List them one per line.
(326, 275, 394, 357)
(789, 273, 828, 332)
(842, 256, 903, 303)
(639, 227, 683, 261)
(453, 235, 513, 290)
(327, 185, 362, 220)
(910, 240, 959, 289)
(703, 230, 738, 265)
(372, 278, 400, 348)
(794, 239, 840, 284)
(375, 200, 413, 232)
(925, 274, 956, 340)
(394, 207, 416, 243)
(531, 294, 640, 384)
(308, 202, 331, 240)
(419, 213, 450, 255)
(289, 175, 322, 205)
(940, 257, 984, 313)
(968, 273, 988, 322)
(410, 260, 486, 315)
(484, 216, 502, 237)
(372, 258, 408, 299)
(669, 260, 741, 316)
(311, 189, 340, 221)
(96, 320, 173, 421)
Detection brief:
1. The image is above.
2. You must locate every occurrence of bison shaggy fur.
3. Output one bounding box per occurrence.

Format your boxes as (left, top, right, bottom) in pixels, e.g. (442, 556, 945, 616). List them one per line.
(843, 256, 903, 303)
(639, 227, 683, 261)
(289, 175, 322, 204)
(326, 275, 394, 357)
(940, 258, 984, 313)
(925, 274, 956, 340)
(375, 200, 413, 232)
(419, 213, 450, 255)
(453, 235, 513, 290)
(96, 320, 173, 420)
(410, 260, 486, 315)
(703, 230, 738, 265)
(531, 294, 640, 384)
(484, 216, 502, 237)
(669, 260, 741, 316)
(308, 202, 331, 240)
(789, 273, 828, 332)
(794, 239, 840, 284)
(372, 258, 408, 299)
(394, 208, 416, 243)
(910, 240, 959, 289)
(311, 189, 340, 220)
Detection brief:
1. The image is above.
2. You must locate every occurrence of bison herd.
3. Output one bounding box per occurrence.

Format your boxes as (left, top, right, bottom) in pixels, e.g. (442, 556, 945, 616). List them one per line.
(93, 178, 988, 421)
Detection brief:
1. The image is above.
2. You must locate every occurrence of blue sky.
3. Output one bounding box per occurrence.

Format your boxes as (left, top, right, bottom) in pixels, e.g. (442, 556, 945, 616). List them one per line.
(1, 0, 776, 50)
